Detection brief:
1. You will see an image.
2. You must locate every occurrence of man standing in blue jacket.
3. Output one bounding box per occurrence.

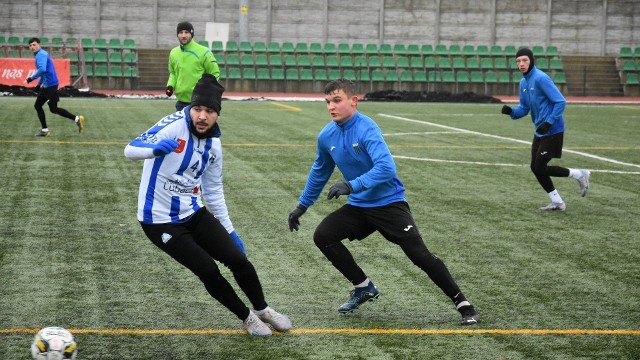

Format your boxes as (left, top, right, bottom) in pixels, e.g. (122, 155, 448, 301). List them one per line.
(288, 78, 479, 325)
(501, 47, 590, 211)
(24, 37, 85, 137)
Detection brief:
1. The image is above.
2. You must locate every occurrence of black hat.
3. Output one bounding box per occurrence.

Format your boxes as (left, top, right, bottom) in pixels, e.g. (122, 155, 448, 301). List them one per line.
(515, 47, 535, 70)
(177, 22, 194, 37)
(190, 74, 224, 114)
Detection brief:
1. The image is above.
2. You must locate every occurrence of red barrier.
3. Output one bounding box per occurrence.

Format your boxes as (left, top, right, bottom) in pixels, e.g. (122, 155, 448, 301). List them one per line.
(0, 58, 71, 87)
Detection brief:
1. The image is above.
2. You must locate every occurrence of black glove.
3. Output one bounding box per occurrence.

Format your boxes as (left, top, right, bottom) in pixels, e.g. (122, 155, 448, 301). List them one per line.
(501, 105, 512, 115)
(327, 182, 352, 200)
(288, 205, 307, 232)
(536, 122, 552, 135)
(26, 77, 34, 83)
(34, 84, 41, 92)
(165, 86, 174, 97)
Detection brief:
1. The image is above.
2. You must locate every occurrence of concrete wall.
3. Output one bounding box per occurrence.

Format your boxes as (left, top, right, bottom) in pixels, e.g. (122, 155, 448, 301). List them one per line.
(0, 0, 637, 55)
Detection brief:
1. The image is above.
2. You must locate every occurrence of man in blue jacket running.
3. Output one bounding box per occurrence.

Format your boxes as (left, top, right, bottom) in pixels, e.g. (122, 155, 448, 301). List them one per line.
(288, 78, 479, 325)
(501, 47, 590, 211)
(25, 37, 85, 137)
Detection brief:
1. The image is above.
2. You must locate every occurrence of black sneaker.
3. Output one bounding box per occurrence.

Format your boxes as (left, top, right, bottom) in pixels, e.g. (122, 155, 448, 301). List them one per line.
(35, 130, 50, 137)
(459, 305, 479, 325)
(338, 282, 380, 313)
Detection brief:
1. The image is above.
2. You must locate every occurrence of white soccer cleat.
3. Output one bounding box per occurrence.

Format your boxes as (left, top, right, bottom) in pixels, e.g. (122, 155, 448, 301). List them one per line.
(256, 307, 292, 332)
(539, 202, 566, 212)
(577, 169, 590, 197)
(243, 310, 272, 336)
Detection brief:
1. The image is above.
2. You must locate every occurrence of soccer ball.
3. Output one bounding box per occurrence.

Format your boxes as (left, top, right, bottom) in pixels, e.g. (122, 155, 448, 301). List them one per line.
(31, 327, 77, 360)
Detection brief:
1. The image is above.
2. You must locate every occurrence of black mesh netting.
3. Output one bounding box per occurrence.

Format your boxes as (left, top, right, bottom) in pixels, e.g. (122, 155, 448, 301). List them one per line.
(363, 90, 503, 103)
(0, 85, 108, 98)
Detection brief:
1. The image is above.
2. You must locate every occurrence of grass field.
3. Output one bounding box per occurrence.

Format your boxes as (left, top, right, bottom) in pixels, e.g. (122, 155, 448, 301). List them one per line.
(0, 96, 638, 359)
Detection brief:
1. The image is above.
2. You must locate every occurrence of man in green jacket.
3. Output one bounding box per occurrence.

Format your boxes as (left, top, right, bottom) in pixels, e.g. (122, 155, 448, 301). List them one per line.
(166, 22, 221, 111)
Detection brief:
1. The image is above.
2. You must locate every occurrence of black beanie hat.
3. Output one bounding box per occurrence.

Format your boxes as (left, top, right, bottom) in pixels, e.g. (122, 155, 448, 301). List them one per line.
(515, 47, 535, 72)
(177, 22, 194, 37)
(190, 74, 224, 114)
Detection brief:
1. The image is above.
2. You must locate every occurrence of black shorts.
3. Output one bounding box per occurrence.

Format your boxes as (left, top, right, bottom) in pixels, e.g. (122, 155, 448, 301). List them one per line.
(318, 201, 421, 245)
(39, 85, 60, 103)
(532, 132, 563, 159)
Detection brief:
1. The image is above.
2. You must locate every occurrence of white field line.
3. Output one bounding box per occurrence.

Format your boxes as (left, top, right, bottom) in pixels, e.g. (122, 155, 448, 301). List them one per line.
(383, 131, 461, 136)
(379, 113, 640, 170)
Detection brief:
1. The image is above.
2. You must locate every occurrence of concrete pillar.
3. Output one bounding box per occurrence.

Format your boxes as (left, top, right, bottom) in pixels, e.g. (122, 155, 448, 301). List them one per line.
(239, 0, 249, 41)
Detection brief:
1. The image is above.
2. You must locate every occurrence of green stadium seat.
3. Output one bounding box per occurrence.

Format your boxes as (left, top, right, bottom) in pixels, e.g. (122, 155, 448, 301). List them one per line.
(421, 44, 434, 56)
(94, 38, 108, 50)
(497, 71, 510, 83)
(83, 52, 94, 63)
(323, 43, 336, 54)
(328, 69, 341, 80)
(537, 58, 549, 70)
(226, 54, 240, 66)
(284, 55, 297, 67)
(124, 67, 137, 78)
(550, 59, 564, 71)
(476, 45, 490, 57)
(326, 55, 339, 68)
(438, 57, 451, 69)
(286, 68, 299, 80)
(428, 71, 441, 83)
(466, 58, 480, 70)
(368, 56, 382, 69)
(512, 72, 523, 82)
(0, 36, 5, 46)
(227, 67, 242, 80)
(494, 58, 507, 70)
(218, 67, 226, 80)
(311, 56, 325, 68)
(448, 45, 462, 56)
(484, 71, 498, 83)
(490, 45, 503, 56)
(38, 37, 50, 47)
(351, 43, 364, 55)
(470, 71, 484, 83)
(553, 72, 566, 84)
(365, 43, 378, 55)
(410, 56, 424, 69)
(424, 57, 437, 69)
(253, 41, 266, 53)
(339, 56, 354, 68)
(281, 42, 295, 54)
(371, 70, 384, 82)
(435, 44, 447, 56)
(94, 52, 108, 63)
(271, 68, 284, 80)
(309, 43, 323, 54)
(66, 51, 79, 62)
(504, 45, 517, 57)
(343, 69, 356, 81)
(619, 47, 633, 58)
(70, 64, 79, 76)
(226, 41, 238, 52)
(414, 70, 427, 82)
(379, 44, 393, 55)
(7, 36, 20, 46)
(239, 41, 252, 53)
(354, 56, 368, 68)
(267, 42, 280, 53)
(456, 71, 470, 83)
(211, 41, 224, 52)
(545, 46, 559, 57)
(81, 38, 93, 50)
(108, 52, 122, 63)
(300, 69, 313, 80)
(51, 37, 64, 48)
(314, 68, 328, 81)
(452, 57, 466, 69)
(241, 54, 254, 67)
(382, 56, 395, 68)
(621, 60, 636, 71)
(385, 71, 399, 82)
(532, 46, 545, 57)
(255, 54, 268, 67)
(393, 44, 407, 55)
(108, 38, 122, 50)
(442, 71, 455, 83)
(634, 47, 640, 58)
(297, 55, 311, 68)
(407, 44, 420, 56)
(257, 68, 270, 80)
(357, 69, 370, 82)
(95, 65, 108, 77)
(66, 37, 78, 47)
(109, 66, 123, 77)
(400, 70, 413, 82)
(85, 65, 94, 77)
(123, 39, 136, 50)
(337, 43, 350, 55)
(268, 54, 282, 67)
(462, 45, 475, 57)
(508, 58, 517, 69)
(625, 73, 639, 85)
(295, 42, 308, 54)
(396, 56, 410, 69)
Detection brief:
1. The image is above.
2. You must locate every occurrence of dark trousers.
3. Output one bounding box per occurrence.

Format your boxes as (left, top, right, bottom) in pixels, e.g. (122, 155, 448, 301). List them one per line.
(34, 86, 76, 128)
(141, 208, 267, 320)
(530, 133, 570, 193)
(313, 202, 461, 299)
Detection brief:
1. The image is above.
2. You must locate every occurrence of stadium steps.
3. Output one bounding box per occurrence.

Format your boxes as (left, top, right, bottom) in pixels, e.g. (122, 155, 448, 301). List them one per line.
(137, 48, 170, 90)
(561, 56, 623, 97)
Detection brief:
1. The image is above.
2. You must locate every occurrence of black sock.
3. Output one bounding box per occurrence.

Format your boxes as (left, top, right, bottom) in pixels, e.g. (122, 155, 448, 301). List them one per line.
(452, 292, 469, 308)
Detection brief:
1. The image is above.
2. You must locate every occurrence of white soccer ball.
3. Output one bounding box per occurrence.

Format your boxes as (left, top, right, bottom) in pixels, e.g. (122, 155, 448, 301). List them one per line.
(31, 327, 77, 360)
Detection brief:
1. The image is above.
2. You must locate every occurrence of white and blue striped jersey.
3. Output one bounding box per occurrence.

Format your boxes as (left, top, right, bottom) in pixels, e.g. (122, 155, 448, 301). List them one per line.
(124, 107, 234, 232)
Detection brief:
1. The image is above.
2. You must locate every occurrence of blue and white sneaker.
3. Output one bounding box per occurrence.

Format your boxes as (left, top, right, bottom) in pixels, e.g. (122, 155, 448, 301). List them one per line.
(338, 282, 380, 313)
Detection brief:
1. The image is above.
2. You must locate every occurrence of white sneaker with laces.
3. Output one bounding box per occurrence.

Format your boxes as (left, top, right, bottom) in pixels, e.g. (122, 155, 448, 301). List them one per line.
(243, 310, 272, 336)
(539, 202, 566, 212)
(256, 307, 292, 332)
(577, 169, 590, 197)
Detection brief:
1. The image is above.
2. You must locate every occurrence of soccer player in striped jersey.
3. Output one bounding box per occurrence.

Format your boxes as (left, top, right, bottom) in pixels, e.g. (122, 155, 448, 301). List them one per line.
(125, 74, 291, 336)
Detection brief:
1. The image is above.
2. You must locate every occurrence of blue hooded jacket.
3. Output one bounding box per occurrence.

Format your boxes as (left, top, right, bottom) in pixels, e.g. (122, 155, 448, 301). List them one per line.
(509, 66, 566, 136)
(30, 48, 59, 88)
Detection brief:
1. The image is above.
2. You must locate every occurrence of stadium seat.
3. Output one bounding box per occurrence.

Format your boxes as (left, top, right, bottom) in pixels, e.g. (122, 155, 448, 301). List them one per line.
(442, 71, 455, 83)
(351, 43, 364, 55)
(396, 56, 410, 69)
(323, 43, 336, 54)
(371, 70, 384, 82)
(400, 70, 413, 82)
(109, 66, 123, 77)
(634, 47, 640, 58)
(484, 71, 497, 83)
(0, 36, 5, 46)
(545, 46, 559, 57)
(531, 46, 544, 57)
(385, 70, 399, 82)
(311, 56, 325, 68)
(438, 57, 451, 69)
(242, 67, 256, 80)
(621, 60, 636, 71)
(448, 45, 462, 56)
(497, 71, 510, 83)
(94, 38, 108, 50)
(354, 56, 368, 69)
(339, 56, 354, 68)
(314, 68, 328, 81)
(382, 56, 395, 68)
(414, 70, 427, 82)
(504, 45, 517, 57)
(83, 52, 94, 63)
(300, 69, 313, 81)
(268, 54, 282, 67)
(253, 41, 266, 53)
(421, 44, 434, 56)
(494, 58, 507, 70)
(271, 68, 285, 80)
(85, 65, 94, 77)
(51, 37, 64, 48)
(368, 56, 382, 69)
(123, 39, 136, 51)
(462, 45, 475, 57)
(328, 69, 341, 80)
(294, 42, 308, 54)
(625, 73, 639, 85)
(470, 71, 484, 83)
(257, 68, 270, 80)
(226, 54, 240, 66)
(512, 72, 523, 82)
(466, 58, 480, 70)
(456, 71, 470, 83)
(393, 44, 407, 55)
(267, 42, 280, 53)
(66, 37, 78, 47)
(108, 52, 122, 63)
(407, 44, 420, 56)
(241, 54, 255, 67)
(94, 65, 108, 77)
(108, 38, 122, 51)
(337, 43, 350, 55)
(70, 64, 79, 76)
(226, 41, 238, 52)
(536, 58, 549, 70)
(424, 57, 437, 69)
(410, 56, 424, 69)
(81, 38, 93, 50)
(255, 54, 268, 67)
(357, 69, 371, 82)
(553, 72, 566, 84)
(452, 57, 466, 69)
(227, 67, 242, 80)
(309, 43, 323, 54)
(284, 54, 297, 67)
(211, 41, 224, 52)
(549, 58, 564, 71)
(94, 52, 108, 63)
(239, 41, 252, 53)
(281, 42, 295, 54)
(428, 71, 441, 83)
(365, 43, 378, 55)
(124, 67, 137, 78)
(490, 45, 504, 57)
(435, 44, 447, 56)
(476, 45, 490, 57)
(297, 55, 311, 68)
(66, 51, 79, 62)
(343, 69, 356, 81)
(326, 55, 339, 68)
(379, 44, 393, 55)
(619, 47, 633, 58)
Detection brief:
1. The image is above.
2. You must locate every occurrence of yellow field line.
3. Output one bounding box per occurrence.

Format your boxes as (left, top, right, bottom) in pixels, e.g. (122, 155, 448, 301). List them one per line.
(271, 102, 303, 111)
(2, 328, 639, 336)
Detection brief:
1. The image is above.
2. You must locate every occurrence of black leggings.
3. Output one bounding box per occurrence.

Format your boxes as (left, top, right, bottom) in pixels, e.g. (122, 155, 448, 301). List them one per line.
(141, 208, 267, 320)
(530, 133, 569, 193)
(34, 86, 75, 128)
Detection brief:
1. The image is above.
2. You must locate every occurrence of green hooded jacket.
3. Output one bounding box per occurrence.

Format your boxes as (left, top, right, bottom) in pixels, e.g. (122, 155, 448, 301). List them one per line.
(167, 39, 220, 103)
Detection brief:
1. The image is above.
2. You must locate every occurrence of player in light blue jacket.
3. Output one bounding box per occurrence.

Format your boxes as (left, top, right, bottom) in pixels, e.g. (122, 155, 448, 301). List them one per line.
(288, 78, 479, 325)
(501, 47, 590, 211)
